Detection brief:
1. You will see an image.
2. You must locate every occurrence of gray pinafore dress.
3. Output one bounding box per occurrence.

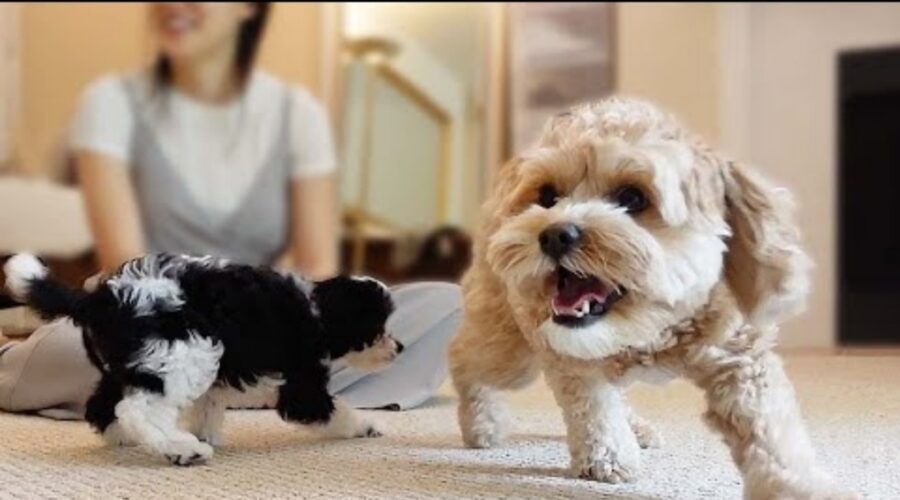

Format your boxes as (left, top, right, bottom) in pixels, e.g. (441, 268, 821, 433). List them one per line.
(126, 77, 291, 265)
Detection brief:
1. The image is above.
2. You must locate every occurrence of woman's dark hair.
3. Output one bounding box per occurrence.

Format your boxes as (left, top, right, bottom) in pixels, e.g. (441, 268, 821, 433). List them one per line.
(153, 3, 272, 89)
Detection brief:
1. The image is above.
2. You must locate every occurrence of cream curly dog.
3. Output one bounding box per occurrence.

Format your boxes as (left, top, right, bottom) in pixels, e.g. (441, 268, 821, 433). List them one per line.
(449, 98, 855, 499)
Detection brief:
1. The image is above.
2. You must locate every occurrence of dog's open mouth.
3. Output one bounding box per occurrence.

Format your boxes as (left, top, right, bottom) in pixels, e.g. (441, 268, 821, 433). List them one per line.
(551, 268, 626, 327)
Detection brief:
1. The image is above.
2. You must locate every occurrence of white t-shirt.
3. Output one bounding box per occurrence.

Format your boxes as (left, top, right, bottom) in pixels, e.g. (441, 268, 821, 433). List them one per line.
(69, 70, 336, 218)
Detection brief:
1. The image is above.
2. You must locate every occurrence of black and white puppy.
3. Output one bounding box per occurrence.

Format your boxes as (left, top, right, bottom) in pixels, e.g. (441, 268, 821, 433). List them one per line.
(4, 253, 402, 466)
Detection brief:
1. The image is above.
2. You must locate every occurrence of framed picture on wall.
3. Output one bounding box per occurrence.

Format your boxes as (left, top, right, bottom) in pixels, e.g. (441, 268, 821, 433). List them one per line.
(507, 2, 615, 155)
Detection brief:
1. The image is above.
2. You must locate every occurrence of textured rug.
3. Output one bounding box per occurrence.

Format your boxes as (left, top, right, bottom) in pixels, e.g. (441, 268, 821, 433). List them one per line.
(0, 355, 897, 499)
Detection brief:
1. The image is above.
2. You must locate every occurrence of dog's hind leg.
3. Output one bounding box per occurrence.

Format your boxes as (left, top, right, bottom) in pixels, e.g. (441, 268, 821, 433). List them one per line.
(449, 314, 540, 449)
(687, 349, 855, 499)
(116, 390, 215, 465)
(626, 403, 662, 449)
(115, 333, 223, 466)
(85, 375, 137, 447)
(185, 391, 226, 447)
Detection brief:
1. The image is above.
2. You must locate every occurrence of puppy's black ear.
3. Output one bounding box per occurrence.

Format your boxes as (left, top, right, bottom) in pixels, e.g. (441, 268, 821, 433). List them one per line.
(312, 276, 395, 354)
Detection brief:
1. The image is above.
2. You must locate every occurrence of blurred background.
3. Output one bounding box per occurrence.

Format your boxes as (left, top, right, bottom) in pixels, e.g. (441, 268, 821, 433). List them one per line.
(1, 3, 899, 349)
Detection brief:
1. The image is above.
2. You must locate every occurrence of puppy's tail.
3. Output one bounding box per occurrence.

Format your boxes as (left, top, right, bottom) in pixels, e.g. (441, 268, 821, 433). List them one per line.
(4, 254, 88, 323)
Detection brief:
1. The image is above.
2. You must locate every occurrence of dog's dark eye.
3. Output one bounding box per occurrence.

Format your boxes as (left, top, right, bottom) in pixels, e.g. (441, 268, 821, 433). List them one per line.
(613, 185, 648, 214)
(537, 184, 558, 208)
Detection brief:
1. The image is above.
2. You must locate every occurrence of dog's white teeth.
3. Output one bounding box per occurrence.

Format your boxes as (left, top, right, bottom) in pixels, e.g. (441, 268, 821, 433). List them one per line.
(552, 300, 595, 318)
(570, 302, 587, 318)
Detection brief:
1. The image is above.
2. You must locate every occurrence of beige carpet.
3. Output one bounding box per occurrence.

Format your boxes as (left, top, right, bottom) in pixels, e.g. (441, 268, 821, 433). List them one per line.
(1, 355, 898, 499)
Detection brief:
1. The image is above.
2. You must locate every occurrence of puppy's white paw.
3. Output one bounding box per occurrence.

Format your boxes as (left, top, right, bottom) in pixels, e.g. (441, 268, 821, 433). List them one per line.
(185, 411, 225, 447)
(312, 403, 382, 440)
(196, 432, 225, 447)
(575, 451, 639, 484)
(189, 418, 225, 447)
(356, 422, 382, 438)
(301, 399, 385, 440)
(632, 421, 663, 449)
(162, 441, 214, 466)
(101, 423, 137, 447)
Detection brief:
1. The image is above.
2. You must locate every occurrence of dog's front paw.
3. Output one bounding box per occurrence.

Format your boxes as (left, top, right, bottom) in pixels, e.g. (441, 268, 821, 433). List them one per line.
(628, 412, 663, 449)
(101, 423, 138, 447)
(575, 452, 639, 484)
(457, 387, 510, 449)
(193, 427, 225, 448)
(459, 408, 507, 449)
(163, 441, 214, 467)
(461, 429, 502, 449)
(357, 424, 382, 438)
(631, 421, 663, 449)
(311, 408, 382, 440)
(197, 433, 224, 447)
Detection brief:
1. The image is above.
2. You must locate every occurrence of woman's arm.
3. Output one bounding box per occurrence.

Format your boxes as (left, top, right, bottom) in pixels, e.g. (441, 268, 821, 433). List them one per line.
(287, 174, 339, 280)
(75, 151, 146, 271)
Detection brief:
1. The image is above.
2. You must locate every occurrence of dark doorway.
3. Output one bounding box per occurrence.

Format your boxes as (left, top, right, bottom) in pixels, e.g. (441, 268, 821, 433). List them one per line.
(838, 47, 900, 345)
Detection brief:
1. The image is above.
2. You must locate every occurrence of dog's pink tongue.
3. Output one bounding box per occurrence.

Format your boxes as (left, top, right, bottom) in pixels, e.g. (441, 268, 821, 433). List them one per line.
(552, 274, 610, 315)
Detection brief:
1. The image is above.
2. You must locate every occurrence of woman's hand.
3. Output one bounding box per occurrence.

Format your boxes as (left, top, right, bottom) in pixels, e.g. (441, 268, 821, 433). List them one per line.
(75, 151, 146, 271)
(287, 175, 339, 280)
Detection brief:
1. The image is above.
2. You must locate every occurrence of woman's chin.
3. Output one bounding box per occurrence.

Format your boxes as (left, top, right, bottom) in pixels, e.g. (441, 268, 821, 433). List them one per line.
(156, 39, 199, 61)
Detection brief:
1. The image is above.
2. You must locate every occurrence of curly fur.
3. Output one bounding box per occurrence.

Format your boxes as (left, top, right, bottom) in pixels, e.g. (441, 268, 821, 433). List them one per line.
(450, 98, 855, 499)
(5, 253, 400, 466)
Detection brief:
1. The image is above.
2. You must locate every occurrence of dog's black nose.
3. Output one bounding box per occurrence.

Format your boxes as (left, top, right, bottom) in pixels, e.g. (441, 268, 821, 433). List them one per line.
(395, 341, 405, 354)
(539, 223, 583, 260)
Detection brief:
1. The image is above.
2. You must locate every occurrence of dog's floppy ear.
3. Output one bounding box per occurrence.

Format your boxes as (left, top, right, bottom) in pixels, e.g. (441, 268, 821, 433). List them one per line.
(489, 157, 524, 206)
(481, 156, 525, 232)
(722, 161, 812, 327)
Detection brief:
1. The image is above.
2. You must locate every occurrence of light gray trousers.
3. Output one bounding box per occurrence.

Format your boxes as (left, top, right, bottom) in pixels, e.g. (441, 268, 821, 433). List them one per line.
(0, 282, 461, 419)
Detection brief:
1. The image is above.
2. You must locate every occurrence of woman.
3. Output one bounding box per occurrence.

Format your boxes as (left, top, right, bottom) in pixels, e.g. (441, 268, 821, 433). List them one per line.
(0, 3, 460, 417)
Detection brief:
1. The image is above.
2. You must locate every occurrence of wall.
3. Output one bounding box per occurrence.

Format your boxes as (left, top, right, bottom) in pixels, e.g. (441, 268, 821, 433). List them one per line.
(0, 4, 20, 168)
(616, 3, 721, 144)
(17, 2, 322, 177)
(723, 3, 900, 348)
(257, 4, 323, 96)
(19, 3, 145, 176)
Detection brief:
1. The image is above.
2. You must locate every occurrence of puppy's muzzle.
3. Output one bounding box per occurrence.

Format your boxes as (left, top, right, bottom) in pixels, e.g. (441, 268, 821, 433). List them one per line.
(539, 223, 583, 260)
(383, 335, 404, 360)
